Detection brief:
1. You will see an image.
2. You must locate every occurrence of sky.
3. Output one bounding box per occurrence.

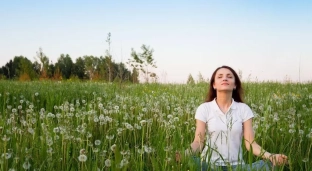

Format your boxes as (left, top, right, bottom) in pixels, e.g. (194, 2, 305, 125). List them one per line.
(1, 0, 311, 83)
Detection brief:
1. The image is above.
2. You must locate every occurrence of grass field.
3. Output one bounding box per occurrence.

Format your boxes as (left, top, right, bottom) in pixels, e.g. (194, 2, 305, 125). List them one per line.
(0, 80, 311, 171)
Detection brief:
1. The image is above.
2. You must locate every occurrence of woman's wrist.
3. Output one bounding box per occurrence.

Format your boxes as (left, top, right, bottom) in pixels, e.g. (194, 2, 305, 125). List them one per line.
(185, 144, 200, 156)
(263, 152, 274, 160)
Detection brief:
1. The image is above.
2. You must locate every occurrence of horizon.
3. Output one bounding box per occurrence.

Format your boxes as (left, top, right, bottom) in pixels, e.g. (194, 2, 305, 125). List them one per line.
(1, 0, 311, 83)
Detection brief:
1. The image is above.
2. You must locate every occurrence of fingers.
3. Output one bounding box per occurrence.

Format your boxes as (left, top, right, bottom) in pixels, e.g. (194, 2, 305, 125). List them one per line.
(271, 154, 288, 166)
(282, 154, 288, 159)
(175, 151, 181, 163)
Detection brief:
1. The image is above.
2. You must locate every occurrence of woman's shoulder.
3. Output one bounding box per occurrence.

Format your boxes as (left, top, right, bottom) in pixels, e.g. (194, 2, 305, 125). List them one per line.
(197, 101, 214, 108)
(234, 101, 250, 108)
(195, 101, 217, 114)
(234, 101, 253, 113)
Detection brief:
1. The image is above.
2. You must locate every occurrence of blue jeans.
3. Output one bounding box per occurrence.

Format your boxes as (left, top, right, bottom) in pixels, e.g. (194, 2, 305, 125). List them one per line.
(191, 156, 273, 171)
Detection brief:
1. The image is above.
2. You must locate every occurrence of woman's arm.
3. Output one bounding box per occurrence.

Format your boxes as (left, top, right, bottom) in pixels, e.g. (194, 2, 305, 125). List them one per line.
(243, 118, 288, 166)
(190, 119, 206, 154)
(175, 119, 206, 162)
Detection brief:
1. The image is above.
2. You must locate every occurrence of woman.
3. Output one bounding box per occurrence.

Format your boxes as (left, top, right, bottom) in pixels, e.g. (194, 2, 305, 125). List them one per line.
(187, 65, 288, 171)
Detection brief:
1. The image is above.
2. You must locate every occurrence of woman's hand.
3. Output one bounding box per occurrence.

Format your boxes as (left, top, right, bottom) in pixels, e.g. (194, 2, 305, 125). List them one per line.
(175, 151, 182, 163)
(269, 154, 288, 166)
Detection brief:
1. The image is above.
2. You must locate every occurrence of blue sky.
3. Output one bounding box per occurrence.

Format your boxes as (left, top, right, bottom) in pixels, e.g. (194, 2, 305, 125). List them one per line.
(1, 0, 311, 83)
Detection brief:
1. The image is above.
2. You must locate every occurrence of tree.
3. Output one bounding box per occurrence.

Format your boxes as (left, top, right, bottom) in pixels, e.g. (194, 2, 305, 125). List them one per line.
(0, 56, 37, 80)
(72, 57, 86, 79)
(53, 66, 62, 80)
(128, 44, 157, 83)
(131, 68, 139, 83)
(197, 72, 205, 83)
(35, 47, 49, 79)
(47, 62, 55, 79)
(2, 60, 14, 79)
(238, 69, 243, 81)
(113, 62, 132, 83)
(17, 56, 38, 80)
(105, 32, 113, 82)
(0, 67, 3, 79)
(186, 74, 195, 84)
(83, 56, 99, 80)
(32, 61, 41, 77)
(55, 54, 73, 79)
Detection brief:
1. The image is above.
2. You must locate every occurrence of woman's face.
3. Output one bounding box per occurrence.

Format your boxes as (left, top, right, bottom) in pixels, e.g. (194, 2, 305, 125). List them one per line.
(213, 68, 236, 92)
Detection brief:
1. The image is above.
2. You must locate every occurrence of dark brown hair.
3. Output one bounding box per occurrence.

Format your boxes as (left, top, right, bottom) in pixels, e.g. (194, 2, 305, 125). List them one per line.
(205, 65, 243, 102)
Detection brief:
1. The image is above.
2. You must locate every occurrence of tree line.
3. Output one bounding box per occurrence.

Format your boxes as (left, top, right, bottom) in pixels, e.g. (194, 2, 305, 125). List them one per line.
(0, 33, 158, 83)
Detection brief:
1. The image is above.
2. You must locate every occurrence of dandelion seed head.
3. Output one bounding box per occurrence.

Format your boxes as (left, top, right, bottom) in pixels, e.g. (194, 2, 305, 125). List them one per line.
(2, 135, 10, 141)
(110, 144, 116, 152)
(93, 148, 99, 153)
(94, 117, 99, 123)
(28, 128, 35, 135)
(94, 140, 101, 146)
(299, 130, 304, 135)
(166, 157, 172, 162)
(142, 108, 147, 112)
(105, 159, 111, 167)
(70, 107, 75, 112)
(120, 158, 129, 167)
(2, 153, 12, 159)
(86, 132, 92, 138)
(53, 127, 60, 133)
(167, 115, 173, 119)
(140, 120, 147, 125)
(288, 129, 295, 134)
(22, 161, 31, 169)
(54, 135, 59, 140)
(12, 108, 17, 113)
(106, 135, 114, 140)
(125, 123, 133, 130)
(144, 145, 154, 153)
(46, 137, 53, 146)
(78, 154, 87, 162)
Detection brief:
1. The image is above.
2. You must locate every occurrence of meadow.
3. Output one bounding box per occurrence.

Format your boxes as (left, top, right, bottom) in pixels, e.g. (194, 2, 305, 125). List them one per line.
(0, 80, 311, 171)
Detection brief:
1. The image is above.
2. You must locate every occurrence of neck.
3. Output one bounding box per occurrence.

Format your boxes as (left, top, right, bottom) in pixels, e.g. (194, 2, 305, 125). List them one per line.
(215, 93, 232, 109)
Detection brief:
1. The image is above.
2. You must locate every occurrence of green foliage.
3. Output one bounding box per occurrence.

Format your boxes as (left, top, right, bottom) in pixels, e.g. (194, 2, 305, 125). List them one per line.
(0, 81, 311, 170)
(0, 53, 133, 82)
(55, 54, 74, 79)
(197, 72, 206, 84)
(128, 44, 157, 83)
(35, 47, 50, 79)
(187, 74, 195, 84)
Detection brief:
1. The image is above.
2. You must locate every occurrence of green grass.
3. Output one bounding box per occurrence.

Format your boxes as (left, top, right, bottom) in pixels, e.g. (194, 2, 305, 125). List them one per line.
(0, 80, 311, 171)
